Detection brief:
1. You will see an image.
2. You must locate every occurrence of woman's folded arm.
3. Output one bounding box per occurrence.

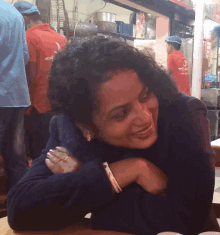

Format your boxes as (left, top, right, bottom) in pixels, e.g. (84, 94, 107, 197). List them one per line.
(7, 117, 115, 231)
(139, 151, 214, 234)
(134, 100, 215, 234)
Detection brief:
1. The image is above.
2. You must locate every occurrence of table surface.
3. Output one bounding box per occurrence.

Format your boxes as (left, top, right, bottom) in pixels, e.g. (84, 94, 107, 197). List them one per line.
(0, 217, 134, 235)
(0, 217, 187, 235)
(1, 217, 220, 235)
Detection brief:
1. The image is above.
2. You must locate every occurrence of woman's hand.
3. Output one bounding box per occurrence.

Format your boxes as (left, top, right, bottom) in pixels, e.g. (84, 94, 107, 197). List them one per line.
(109, 158, 167, 195)
(45, 146, 81, 174)
(135, 158, 167, 195)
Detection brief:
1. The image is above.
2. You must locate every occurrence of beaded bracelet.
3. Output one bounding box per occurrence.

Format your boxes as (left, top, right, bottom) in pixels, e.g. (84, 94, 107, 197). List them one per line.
(103, 162, 122, 193)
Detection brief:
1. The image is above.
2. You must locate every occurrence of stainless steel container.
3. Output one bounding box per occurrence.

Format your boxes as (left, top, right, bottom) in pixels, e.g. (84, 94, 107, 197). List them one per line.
(68, 23, 98, 37)
(95, 21, 117, 33)
(207, 109, 219, 140)
(93, 12, 116, 23)
(201, 88, 220, 108)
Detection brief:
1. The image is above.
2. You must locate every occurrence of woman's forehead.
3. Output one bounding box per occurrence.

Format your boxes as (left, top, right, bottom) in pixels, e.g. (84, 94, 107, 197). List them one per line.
(104, 70, 141, 90)
(96, 70, 145, 114)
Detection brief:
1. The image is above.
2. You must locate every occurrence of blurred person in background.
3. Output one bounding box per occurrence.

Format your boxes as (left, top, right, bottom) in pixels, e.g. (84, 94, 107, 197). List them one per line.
(14, 1, 67, 161)
(0, 0, 30, 192)
(165, 35, 191, 96)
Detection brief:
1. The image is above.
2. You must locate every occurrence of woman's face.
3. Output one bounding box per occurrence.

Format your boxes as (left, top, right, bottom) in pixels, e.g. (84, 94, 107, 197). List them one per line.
(93, 69, 159, 149)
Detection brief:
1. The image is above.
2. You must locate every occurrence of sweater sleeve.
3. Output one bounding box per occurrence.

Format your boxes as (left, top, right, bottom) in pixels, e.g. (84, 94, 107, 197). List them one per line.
(7, 116, 115, 231)
(139, 98, 215, 234)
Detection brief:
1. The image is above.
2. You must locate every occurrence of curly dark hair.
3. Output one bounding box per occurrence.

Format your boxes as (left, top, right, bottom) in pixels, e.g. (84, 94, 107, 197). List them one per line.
(48, 36, 178, 125)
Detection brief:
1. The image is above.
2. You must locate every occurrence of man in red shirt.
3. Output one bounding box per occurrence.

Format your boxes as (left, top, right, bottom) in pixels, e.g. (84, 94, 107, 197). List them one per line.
(165, 36, 191, 96)
(14, 1, 67, 160)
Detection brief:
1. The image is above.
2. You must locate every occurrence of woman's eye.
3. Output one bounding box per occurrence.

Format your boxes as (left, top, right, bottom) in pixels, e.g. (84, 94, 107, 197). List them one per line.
(140, 91, 152, 102)
(112, 109, 127, 120)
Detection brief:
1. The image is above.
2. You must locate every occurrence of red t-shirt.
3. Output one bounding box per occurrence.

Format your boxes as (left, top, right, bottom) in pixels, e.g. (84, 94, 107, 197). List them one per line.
(26, 24, 67, 113)
(167, 51, 191, 96)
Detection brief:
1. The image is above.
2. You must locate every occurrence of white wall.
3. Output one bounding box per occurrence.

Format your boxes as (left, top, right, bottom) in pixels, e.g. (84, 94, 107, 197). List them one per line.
(64, 0, 132, 24)
(5, 0, 36, 4)
(155, 16, 169, 68)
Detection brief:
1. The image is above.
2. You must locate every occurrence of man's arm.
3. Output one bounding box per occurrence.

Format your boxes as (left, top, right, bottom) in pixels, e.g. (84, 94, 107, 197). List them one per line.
(167, 54, 174, 75)
(25, 37, 37, 87)
(21, 19, 29, 65)
(26, 61, 37, 86)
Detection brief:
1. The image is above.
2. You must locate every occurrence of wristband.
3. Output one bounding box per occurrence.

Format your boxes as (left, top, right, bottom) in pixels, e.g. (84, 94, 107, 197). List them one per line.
(103, 162, 122, 193)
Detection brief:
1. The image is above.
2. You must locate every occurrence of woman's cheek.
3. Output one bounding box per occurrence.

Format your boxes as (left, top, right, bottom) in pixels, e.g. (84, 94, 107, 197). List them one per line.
(105, 122, 130, 138)
(145, 97, 158, 109)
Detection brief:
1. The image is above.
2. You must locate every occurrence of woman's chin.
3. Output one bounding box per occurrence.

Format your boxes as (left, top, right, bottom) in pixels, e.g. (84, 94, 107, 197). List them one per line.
(128, 132, 158, 149)
(101, 132, 158, 149)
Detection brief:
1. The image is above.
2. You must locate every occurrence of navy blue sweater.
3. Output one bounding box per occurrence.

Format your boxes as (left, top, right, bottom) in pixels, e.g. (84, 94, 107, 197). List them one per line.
(7, 93, 215, 235)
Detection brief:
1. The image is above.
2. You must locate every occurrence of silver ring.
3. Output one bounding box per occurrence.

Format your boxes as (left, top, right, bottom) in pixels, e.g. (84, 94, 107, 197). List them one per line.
(63, 155, 69, 161)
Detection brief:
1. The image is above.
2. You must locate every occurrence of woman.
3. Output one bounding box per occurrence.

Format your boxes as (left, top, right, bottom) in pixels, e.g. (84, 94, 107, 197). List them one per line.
(7, 36, 215, 235)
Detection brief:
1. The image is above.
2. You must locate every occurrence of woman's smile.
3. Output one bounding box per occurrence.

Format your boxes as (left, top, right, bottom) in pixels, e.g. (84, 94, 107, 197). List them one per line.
(130, 123, 155, 139)
(93, 69, 159, 149)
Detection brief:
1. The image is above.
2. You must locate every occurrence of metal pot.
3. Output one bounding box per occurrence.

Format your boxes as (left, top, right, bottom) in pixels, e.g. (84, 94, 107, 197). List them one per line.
(95, 21, 117, 33)
(93, 12, 116, 23)
(68, 23, 98, 37)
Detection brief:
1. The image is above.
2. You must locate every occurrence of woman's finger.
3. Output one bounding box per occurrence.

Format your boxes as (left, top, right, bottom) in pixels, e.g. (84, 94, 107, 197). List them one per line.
(55, 146, 69, 154)
(49, 149, 71, 162)
(47, 152, 61, 163)
(45, 158, 56, 171)
(47, 148, 82, 173)
(45, 159, 64, 174)
(48, 149, 66, 160)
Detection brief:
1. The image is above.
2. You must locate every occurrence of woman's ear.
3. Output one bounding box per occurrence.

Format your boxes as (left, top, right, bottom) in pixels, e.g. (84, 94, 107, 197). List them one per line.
(75, 123, 95, 142)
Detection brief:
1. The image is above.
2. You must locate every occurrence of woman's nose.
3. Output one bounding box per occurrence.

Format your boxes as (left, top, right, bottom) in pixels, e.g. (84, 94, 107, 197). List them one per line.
(132, 102, 152, 125)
